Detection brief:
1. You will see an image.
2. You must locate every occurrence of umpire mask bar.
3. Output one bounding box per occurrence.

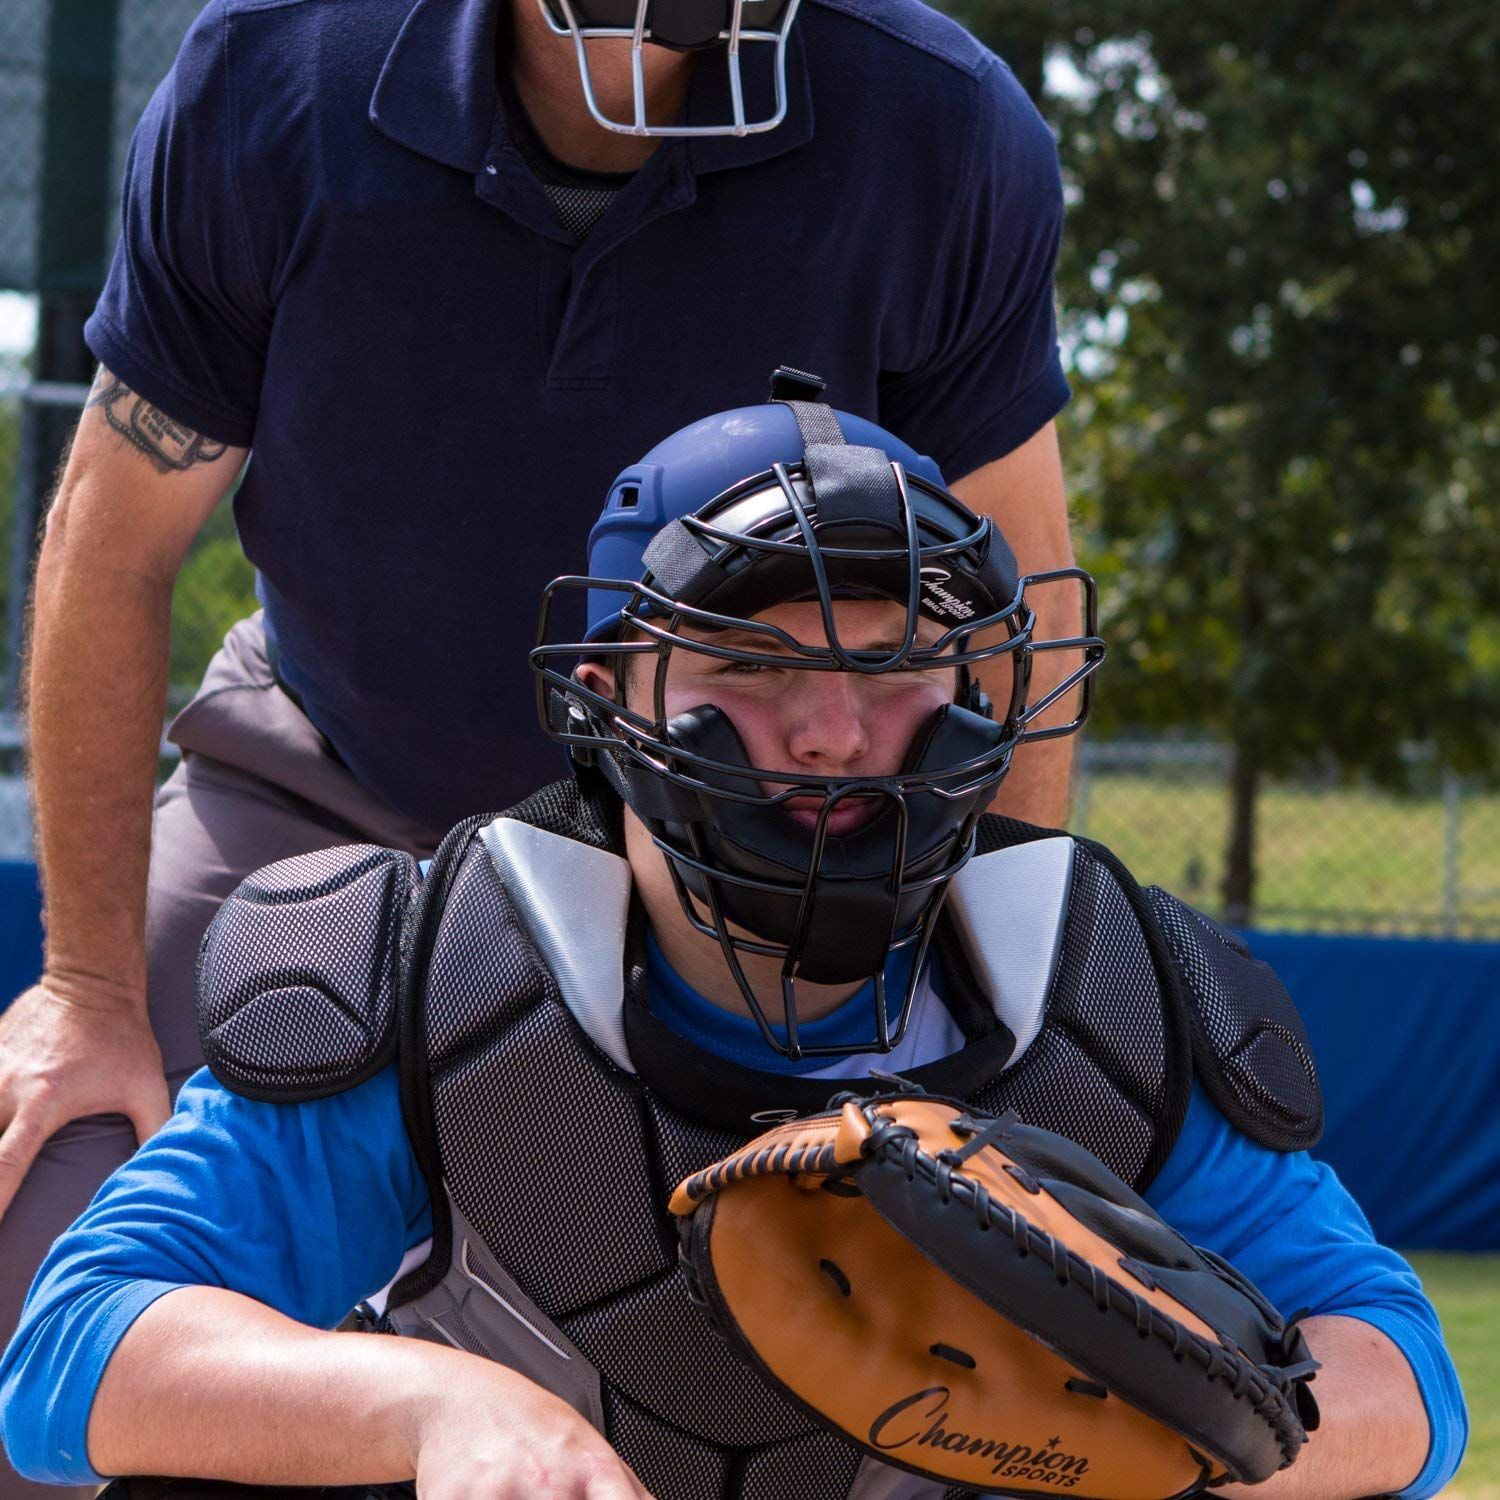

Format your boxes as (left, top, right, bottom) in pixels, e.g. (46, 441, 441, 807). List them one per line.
(537, 0, 802, 138)
(532, 398, 1105, 1059)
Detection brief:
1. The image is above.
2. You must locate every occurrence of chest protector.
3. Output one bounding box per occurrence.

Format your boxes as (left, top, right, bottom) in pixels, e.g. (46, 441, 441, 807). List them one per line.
(198, 779, 1322, 1500)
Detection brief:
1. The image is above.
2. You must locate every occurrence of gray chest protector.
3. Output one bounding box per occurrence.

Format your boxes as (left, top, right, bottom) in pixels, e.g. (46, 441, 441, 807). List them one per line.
(198, 780, 1322, 1500)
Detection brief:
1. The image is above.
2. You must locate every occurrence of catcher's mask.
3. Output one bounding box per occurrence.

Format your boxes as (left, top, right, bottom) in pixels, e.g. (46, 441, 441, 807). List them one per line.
(532, 370, 1104, 1060)
(534, 0, 801, 138)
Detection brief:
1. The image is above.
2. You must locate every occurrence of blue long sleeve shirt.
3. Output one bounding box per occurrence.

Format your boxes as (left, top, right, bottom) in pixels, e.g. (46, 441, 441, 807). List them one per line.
(1, 963, 1468, 1493)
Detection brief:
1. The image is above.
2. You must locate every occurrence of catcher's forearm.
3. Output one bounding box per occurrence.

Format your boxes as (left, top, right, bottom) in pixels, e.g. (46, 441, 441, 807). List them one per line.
(1216, 1315, 1428, 1499)
(89, 1286, 479, 1481)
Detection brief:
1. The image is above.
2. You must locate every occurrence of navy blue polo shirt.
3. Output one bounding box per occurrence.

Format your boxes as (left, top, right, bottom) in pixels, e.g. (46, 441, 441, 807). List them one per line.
(87, 0, 1070, 830)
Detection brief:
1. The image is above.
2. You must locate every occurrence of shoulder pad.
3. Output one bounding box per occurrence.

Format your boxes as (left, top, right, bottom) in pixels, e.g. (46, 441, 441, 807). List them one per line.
(197, 844, 420, 1101)
(1145, 889, 1324, 1151)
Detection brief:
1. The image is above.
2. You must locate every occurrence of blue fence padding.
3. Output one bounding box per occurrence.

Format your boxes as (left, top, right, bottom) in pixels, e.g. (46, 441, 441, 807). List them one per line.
(0, 866, 1494, 1247)
(0, 861, 43, 1004)
(1247, 929, 1500, 1252)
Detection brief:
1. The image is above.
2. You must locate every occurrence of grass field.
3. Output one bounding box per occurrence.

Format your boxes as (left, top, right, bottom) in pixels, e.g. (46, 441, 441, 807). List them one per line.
(1406, 1254, 1499, 1496)
(1075, 768, 1500, 939)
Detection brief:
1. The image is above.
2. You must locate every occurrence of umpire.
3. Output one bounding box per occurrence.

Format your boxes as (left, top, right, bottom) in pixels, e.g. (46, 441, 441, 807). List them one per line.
(0, 2, 1077, 1491)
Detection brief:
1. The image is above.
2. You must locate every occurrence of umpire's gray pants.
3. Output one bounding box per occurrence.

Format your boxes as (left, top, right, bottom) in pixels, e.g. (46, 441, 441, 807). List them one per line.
(0, 617, 445, 1498)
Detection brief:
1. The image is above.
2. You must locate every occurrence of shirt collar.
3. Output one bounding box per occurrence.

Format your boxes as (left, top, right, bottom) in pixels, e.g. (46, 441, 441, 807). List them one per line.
(370, 0, 502, 173)
(643, 930, 922, 1076)
(369, 0, 813, 178)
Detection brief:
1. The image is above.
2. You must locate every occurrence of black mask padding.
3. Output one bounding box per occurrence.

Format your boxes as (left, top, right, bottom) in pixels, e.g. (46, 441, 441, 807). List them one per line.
(782, 400, 906, 531)
(654, 702, 1007, 984)
(696, 531, 998, 634)
(649, 0, 731, 49)
(641, 496, 1017, 635)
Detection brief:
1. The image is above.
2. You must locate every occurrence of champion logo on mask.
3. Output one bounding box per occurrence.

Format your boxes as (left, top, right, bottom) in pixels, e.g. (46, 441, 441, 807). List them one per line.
(919, 565, 978, 621)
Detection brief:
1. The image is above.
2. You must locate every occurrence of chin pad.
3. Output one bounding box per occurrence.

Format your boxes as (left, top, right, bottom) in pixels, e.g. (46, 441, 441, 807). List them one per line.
(655, 702, 1006, 983)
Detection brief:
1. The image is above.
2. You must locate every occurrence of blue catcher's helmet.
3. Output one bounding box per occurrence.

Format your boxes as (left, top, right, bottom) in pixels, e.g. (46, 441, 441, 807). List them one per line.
(532, 369, 1104, 1061)
(584, 395, 945, 641)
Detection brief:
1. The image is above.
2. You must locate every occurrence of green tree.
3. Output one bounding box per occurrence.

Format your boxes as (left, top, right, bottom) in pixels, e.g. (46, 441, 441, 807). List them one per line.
(169, 504, 258, 698)
(956, 0, 1500, 920)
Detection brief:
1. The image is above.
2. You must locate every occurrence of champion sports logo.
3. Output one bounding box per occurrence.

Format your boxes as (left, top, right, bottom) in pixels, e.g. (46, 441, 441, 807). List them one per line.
(919, 566, 976, 621)
(869, 1387, 1092, 1484)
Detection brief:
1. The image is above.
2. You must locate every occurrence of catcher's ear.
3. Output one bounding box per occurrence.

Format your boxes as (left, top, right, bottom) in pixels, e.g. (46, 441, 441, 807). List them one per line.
(574, 661, 617, 699)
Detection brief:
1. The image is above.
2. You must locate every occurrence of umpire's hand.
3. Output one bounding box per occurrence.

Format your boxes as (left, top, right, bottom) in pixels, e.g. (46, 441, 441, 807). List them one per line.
(0, 977, 170, 1219)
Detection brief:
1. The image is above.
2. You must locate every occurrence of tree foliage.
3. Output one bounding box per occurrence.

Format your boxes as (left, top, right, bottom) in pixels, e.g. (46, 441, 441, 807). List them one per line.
(167, 503, 257, 698)
(955, 0, 1500, 910)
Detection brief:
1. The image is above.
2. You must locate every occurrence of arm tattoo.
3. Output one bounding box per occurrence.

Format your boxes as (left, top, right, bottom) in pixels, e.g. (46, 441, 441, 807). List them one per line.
(85, 370, 230, 474)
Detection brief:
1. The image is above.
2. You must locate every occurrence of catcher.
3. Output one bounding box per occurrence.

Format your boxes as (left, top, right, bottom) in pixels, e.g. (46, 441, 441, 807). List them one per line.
(0, 376, 1466, 1499)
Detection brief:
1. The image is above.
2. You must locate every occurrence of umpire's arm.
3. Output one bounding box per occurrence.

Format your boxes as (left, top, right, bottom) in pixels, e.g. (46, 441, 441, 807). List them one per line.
(950, 419, 1078, 829)
(0, 370, 244, 1219)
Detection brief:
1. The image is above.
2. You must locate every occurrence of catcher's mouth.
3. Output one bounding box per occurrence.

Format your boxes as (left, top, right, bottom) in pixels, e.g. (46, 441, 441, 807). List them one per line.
(779, 794, 882, 836)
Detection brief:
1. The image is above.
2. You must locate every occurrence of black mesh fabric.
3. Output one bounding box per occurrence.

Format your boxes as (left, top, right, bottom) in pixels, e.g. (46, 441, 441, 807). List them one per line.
(432, 1022, 669, 1314)
(736, 1429, 868, 1500)
(198, 844, 415, 1100)
(544, 181, 621, 240)
(423, 835, 671, 1312)
(972, 812, 1062, 858)
(499, 776, 624, 853)
(972, 1026, 1155, 1184)
(422, 844, 550, 1066)
(560, 1265, 812, 1447)
(643, 1092, 750, 1208)
(427, 1305, 491, 1359)
(603, 1386, 734, 1500)
(1147, 889, 1324, 1150)
(967, 843, 1171, 1188)
(98, 1481, 415, 1499)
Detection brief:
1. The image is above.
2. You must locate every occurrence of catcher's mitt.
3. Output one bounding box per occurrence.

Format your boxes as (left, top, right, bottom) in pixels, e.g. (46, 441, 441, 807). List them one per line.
(670, 1090, 1320, 1499)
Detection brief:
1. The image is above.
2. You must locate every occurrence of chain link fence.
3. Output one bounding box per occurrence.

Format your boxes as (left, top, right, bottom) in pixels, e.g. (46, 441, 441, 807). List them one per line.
(111, 1, 208, 212)
(0, 7, 43, 293)
(0, 0, 250, 876)
(1073, 743, 1500, 941)
(1, 0, 202, 291)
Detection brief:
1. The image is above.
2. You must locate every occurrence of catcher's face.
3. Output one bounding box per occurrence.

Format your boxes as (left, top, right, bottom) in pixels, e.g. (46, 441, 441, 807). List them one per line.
(585, 598, 961, 836)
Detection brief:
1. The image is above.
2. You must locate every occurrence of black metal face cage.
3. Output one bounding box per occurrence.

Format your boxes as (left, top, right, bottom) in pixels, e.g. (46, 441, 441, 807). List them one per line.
(530, 463, 1105, 1058)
